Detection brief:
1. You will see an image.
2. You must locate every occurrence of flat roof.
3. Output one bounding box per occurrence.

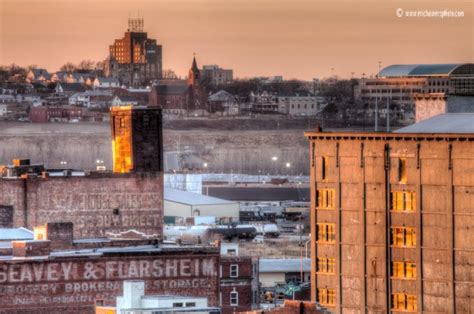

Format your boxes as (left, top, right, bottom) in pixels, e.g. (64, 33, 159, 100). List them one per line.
(394, 113, 474, 134)
(164, 188, 236, 206)
(259, 258, 311, 273)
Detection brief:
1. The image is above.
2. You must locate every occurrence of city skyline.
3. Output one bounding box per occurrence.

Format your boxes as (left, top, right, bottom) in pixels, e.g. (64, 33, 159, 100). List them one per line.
(0, 0, 472, 80)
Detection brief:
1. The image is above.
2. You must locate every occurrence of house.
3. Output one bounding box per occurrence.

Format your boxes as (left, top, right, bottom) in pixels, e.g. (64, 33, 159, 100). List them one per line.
(0, 104, 7, 116)
(111, 95, 140, 106)
(55, 82, 86, 95)
(208, 90, 239, 115)
(94, 77, 120, 89)
(278, 91, 327, 116)
(68, 92, 91, 106)
(26, 69, 51, 83)
(164, 187, 240, 222)
(51, 71, 68, 82)
(249, 91, 280, 113)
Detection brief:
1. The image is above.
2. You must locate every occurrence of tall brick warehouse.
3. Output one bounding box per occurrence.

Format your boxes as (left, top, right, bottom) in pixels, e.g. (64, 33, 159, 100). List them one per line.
(306, 129, 474, 312)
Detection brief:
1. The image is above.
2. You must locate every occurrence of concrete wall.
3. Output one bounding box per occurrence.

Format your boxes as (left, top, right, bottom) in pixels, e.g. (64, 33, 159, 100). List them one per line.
(0, 173, 163, 239)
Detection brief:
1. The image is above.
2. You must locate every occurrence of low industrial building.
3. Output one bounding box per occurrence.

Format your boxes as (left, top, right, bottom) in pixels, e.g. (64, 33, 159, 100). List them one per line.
(259, 258, 311, 288)
(164, 188, 239, 223)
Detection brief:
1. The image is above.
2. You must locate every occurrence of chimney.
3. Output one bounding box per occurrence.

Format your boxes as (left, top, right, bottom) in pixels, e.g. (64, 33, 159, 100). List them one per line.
(34, 222, 74, 250)
(12, 240, 51, 257)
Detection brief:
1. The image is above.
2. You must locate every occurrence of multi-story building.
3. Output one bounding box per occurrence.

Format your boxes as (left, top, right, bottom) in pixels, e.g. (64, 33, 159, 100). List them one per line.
(306, 115, 474, 312)
(201, 65, 233, 86)
(278, 92, 327, 116)
(355, 63, 474, 122)
(105, 18, 162, 86)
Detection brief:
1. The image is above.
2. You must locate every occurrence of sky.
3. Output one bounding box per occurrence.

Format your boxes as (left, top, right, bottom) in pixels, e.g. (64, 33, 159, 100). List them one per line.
(0, 0, 472, 80)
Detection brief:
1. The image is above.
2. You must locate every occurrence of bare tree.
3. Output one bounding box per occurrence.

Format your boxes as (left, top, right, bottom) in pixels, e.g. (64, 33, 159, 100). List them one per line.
(77, 60, 95, 71)
(60, 62, 76, 73)
(162, 69, 178, 80)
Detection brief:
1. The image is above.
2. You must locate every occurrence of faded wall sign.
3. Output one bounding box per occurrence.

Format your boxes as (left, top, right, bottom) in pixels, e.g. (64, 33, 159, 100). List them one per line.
(0, 255, 219, 311)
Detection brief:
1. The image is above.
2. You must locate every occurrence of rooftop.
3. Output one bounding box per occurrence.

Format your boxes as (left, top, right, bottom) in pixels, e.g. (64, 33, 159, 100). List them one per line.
(378, 63, 474, 78)
(259, 258, 311, 273)
(0, 228, 34, 241)
(164, 188, 235, 206)
(394, 113, 474, 134)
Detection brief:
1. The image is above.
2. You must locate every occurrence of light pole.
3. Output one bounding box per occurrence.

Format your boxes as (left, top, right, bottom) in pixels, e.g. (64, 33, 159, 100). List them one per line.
(271, 156, 278, 176)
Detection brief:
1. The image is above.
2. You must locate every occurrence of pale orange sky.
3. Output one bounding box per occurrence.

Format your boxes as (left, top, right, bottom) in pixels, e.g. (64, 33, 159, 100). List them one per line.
(0, 0, 472, 80)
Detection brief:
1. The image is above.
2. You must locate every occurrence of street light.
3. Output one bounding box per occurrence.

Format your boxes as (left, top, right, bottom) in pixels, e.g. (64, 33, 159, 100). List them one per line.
(285, 162, 291, 168)
(271, 156, 278, 161)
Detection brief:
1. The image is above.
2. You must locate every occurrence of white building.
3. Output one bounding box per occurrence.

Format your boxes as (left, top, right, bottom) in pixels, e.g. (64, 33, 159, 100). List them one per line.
(202, 65, 233, 86)
(107, 280, 217, 314)
(68, 93, 91, 106)
(278, 92, 327, 116)
(164, 188, 240, 222)
(94, 77, 120, 89)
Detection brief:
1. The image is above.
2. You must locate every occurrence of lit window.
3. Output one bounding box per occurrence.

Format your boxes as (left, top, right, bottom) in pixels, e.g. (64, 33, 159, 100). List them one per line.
(391, 261, 416, 279)
(316, 189, 335, 209)
(317, 288, 336, 306)
(230, 264, 239, 278)
(391, 227, 416, 247)
(230, 291, 238, 306)
(316, 257, 336, 274)
(391, 191, 416, 212)
(316, 223, 336, 243)
(391, 293, 417, 311)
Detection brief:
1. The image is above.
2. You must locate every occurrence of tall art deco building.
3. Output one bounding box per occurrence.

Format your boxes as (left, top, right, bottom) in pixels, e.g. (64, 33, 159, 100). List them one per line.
(306, 115, 474, 313)
(105, 18, 162, 86)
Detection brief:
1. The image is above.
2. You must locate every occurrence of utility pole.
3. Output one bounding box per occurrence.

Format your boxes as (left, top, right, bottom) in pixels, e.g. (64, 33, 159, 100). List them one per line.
(375, 97, 378, 132)
(386, 96, 390, 132)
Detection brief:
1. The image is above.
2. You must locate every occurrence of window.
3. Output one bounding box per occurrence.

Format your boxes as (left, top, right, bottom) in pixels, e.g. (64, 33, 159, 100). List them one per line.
(391, 191, 416, 212)
(316, 189, 335, 209)
(119, 117, 125, 128)
(316, 257, 336, 274)
(316, 223, 336, 243)
(230, 264, 239, 278)
(391, 261, 416, 279)
(391, 227, 416, 247)
(172, 303, 184, 307)
(398, 158, 407, 183)
(317, 288, 336, 306)
(185, 302, 196, 307)
(230, 291, 238, 306)
(391, 293, 417, 311)
(321, 156, 328, 180)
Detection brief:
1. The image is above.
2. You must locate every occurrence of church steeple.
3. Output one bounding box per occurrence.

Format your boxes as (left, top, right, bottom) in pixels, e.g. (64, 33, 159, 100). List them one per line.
(188, 54, 200, 86)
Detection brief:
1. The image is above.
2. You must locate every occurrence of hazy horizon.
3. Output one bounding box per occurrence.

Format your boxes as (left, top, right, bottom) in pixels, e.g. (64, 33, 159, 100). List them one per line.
(0, 0, 472, 80)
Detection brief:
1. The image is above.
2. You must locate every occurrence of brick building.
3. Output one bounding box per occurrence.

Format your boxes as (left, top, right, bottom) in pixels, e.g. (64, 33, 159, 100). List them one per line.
(149, 57, 209, 115)
(1, 106, 164, 239)
(305, 119, 474, 312)
(104, 18, 162, 86)
(110, 106, 163, 173)
(0, 224, 220, 313)
(220, 253, 256, 314)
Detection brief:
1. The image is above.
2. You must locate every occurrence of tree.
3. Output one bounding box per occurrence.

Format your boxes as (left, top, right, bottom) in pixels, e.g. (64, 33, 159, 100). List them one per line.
(77, 59, 95, 71)
(162, 69, 178, 80)
(60, 62, 76, 73)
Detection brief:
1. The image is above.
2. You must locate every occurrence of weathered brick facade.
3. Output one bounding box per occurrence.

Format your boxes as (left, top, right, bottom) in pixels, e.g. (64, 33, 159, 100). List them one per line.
(0, 173, 163, 239)
(0, 246, 220, 313)
(306, 131, 474, 312)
